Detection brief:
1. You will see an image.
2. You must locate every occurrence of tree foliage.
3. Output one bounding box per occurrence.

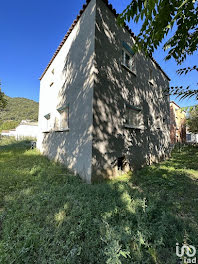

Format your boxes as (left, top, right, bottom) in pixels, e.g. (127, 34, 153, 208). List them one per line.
(118, 0, 198, 100)
(169, 65, 198, 100)
(118, 0, 198, 63)
(0, 81, 7, 110)
(187, 105, 198, 133)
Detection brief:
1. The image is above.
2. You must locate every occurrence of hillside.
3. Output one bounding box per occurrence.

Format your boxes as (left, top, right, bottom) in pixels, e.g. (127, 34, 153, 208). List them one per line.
(0, 95, 39, 131)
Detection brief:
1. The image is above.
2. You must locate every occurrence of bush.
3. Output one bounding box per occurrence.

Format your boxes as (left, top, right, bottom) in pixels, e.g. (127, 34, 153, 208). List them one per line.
(0, 120, 19, 132)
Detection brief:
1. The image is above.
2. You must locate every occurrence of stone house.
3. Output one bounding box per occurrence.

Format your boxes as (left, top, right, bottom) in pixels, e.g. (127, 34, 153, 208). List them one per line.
(170, 101, 186, 144)
(37, 0, 171, 183)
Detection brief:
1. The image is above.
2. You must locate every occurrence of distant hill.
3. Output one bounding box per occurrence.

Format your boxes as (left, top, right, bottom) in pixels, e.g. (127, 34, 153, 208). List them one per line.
(0, 96, 39, 132)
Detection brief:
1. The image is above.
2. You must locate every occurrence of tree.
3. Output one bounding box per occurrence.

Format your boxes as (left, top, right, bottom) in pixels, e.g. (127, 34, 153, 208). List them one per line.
(187, 105, 198, 133)
(118, 0, 198, 100)
(0, 81, 7, 110)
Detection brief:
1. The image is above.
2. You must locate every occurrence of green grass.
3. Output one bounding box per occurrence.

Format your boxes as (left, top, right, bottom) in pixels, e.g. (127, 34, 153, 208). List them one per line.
(0, 138, 198, 264)
(0, 120, 20, 133)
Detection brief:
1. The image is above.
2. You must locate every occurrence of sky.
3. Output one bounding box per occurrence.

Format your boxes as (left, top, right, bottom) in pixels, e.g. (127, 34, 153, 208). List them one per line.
(0, 0, 197, 107)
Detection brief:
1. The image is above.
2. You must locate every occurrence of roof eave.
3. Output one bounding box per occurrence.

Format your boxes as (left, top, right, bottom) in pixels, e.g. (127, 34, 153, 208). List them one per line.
(39, 0, 170, 82)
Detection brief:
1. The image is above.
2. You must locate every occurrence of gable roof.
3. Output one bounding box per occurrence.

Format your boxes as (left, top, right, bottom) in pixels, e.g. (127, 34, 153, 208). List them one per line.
(39, 0, 170, 81)
(170, 101, 186, 113)
(170, 101, 181, 109)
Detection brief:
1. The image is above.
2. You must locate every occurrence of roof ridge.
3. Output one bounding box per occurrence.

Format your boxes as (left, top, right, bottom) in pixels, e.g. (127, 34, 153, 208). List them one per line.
(39, 0, 170, 81)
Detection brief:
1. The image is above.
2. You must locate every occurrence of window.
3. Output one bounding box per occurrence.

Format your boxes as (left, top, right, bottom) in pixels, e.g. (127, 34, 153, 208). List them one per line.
(186, 134, 191, 142)
(117, 157, 125, 171)
(122, 49, 136, 74)
(125, 106, 141, 127)
(57, 106, 69, 131)
(149, 68, 154, 85)
(44, 113, 51, 132)
(156, 116, 160, 129)
(54, 116, 59, 130)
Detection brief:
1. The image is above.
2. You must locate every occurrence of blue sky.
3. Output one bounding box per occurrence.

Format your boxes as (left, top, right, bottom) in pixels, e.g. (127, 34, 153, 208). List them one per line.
(0, 0, 197, 107)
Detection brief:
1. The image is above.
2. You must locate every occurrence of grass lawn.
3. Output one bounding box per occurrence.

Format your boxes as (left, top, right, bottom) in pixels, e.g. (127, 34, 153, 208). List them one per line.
(0, 137, 198, 264)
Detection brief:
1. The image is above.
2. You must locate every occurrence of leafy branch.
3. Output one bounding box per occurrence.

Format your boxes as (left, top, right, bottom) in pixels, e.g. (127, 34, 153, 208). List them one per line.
(118, 0, 198, 100)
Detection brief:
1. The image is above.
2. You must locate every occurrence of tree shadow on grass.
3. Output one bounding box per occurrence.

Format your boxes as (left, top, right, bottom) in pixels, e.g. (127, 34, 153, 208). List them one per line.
(164, 145, 198, 170)
(0, 138, 32, 152)
(0, 145, 198, 264)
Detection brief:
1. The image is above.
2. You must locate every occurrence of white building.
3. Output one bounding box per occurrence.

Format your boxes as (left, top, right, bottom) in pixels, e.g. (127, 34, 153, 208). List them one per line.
(15, 120, 38, 139)
(37, 0, 170, 183)
(186, 133, 198, 143)
(1, 129, 16, 137)
(1, 121, 38, 140)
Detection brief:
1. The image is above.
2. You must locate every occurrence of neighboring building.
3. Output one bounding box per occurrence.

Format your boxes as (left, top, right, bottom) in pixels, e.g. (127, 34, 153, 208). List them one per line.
(37, 0, 171, 183)
(1, 129, 16, 137)
(170, 101, 186, 144)
(186, 130, 198, 143)
(15, 120, 38, 139)
(1, 121, 38, 139)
